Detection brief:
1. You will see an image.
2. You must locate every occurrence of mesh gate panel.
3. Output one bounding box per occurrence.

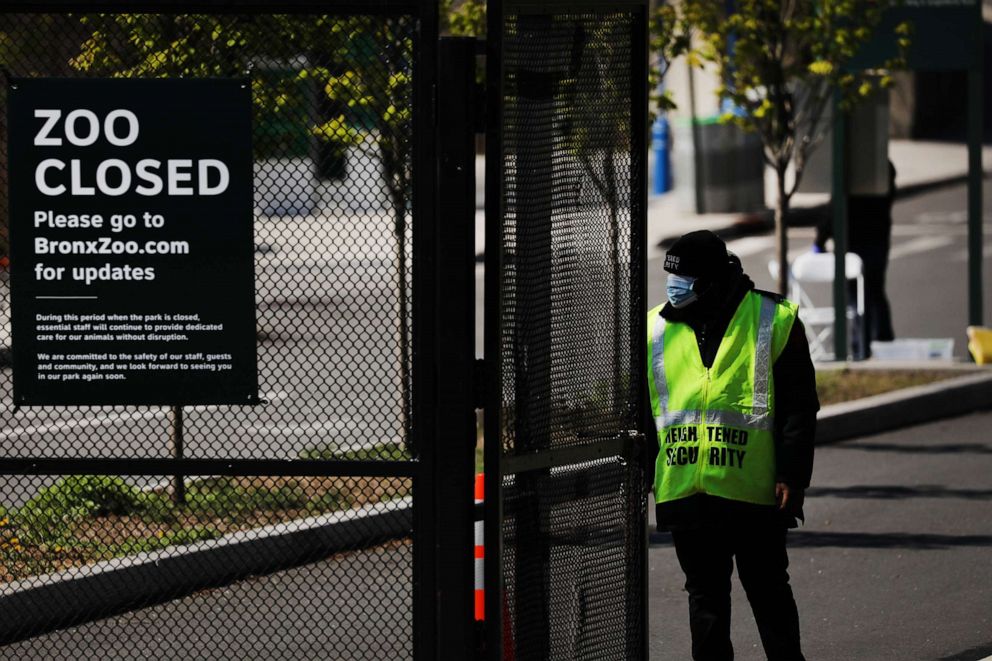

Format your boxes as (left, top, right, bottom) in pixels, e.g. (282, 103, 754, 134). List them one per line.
(0, 9, 425, 658)
(502, 462, 643, 660)
(490, 4, 647, 660)
(499, 10, 638, 453)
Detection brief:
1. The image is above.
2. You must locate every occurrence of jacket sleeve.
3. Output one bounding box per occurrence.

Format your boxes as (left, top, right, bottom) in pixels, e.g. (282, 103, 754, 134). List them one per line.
(773, 318, 820, 489)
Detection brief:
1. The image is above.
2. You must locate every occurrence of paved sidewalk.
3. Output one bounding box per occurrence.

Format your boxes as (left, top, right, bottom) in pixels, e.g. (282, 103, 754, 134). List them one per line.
(647, 140, 992, 257)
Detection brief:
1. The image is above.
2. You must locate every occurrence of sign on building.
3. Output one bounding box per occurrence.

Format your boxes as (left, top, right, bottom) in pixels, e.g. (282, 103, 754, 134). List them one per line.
(8, 78, 257, 405)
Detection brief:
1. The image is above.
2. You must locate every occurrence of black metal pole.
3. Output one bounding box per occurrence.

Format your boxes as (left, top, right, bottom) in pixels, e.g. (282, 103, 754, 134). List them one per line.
(831, 92, 849, 361)
(170, 406, 186, 506)
(686, 58, 705, 214)
(484, 1, 507, 657)
(411, 0, 440, 657)
(512, 12, 555, 661)
(631, 6, 650, 658)
(435, 36, 478, 659)
(967, 63, 984, 328)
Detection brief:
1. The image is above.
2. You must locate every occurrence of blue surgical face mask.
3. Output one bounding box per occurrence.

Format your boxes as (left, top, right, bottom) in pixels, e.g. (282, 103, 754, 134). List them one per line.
(666, 274, 698, 309)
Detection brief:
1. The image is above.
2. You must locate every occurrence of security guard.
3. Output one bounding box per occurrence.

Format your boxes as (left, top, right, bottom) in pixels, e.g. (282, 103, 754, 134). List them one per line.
(646, 231, 819, 661)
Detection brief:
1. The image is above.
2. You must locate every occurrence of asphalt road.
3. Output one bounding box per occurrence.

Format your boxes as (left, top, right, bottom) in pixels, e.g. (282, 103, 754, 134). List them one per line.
(647, 179, 992, 360)
(1, 542, 414, 660)
(648, 410, 992, 661)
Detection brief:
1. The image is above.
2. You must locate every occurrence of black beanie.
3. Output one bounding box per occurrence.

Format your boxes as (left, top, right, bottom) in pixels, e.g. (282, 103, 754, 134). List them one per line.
(663, 230, 730, 280)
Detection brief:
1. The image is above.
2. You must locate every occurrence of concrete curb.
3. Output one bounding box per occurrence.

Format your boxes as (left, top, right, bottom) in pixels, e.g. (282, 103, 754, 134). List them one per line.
(0, 498, 412, 645)
(815, 371, 992, 445)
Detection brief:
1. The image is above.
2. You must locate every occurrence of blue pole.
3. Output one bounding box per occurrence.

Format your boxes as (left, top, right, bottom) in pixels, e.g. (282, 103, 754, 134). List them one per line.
(652, 115, 671, 194)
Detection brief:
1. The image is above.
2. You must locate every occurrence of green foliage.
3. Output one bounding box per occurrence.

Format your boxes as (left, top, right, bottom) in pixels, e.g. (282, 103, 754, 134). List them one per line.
(299, 441, 409, 462)
(685, 0, 909, 185)
(815, 369, 962, 407)
(441, 0, 486, 37)
(683, 0, 910, 294)
(114, 526, 224, 554)
(9, 475, 312, 549)
(182, 477, 308, 519)
(649, 3, 694, 117)
(18, 475, 152, 537)
(70, 14, 414, 212)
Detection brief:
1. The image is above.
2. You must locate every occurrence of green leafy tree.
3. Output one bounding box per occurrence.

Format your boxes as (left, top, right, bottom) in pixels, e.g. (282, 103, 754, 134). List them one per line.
(0, 14, 91, 257)
(650, 1, 695, 116)
(686, 0, 909, 294)
(440, 0, 486, 37)
(70, 13, 419, 442)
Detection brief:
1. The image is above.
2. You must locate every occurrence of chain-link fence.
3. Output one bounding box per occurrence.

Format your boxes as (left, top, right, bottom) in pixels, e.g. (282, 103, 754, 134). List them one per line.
(485, 2, 649, 659)
(0, 3, 436, 658)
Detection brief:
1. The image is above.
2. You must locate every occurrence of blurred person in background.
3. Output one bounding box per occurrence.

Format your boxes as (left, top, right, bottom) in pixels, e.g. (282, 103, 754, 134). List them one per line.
(815, 160, 897, 356)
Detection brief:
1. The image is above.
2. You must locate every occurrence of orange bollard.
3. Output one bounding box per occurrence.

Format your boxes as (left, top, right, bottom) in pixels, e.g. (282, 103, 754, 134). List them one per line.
(474, 472, 515, 659)
(474, 473, 485, 621)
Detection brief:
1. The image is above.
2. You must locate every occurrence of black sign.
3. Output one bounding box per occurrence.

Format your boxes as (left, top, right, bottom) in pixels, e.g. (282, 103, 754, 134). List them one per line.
(9, 78, 257, 406)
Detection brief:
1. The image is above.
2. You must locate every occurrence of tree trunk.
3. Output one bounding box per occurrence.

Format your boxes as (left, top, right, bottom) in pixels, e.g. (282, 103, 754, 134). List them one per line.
(393, 196, 411, 453)
(603, 151, 622, 420)
(774, 168, 790, 297)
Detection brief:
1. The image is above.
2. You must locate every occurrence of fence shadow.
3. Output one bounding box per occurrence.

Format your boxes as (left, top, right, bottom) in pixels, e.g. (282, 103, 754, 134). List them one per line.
(787, 530, 992, 550)
(832, 442, 992, 455)
(938, 641, 992, 661)
(652, 529, 992, 550)
(806, 484, 992, 500)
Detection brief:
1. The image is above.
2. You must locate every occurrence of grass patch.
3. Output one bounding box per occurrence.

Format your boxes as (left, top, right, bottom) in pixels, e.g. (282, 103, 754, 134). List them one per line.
(815, 369, 966, 406)
(298, 441, 409, 462)
(1, 469, 408, 584)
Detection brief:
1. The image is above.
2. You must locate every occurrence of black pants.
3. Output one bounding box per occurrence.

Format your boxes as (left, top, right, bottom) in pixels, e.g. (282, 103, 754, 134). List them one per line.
(671, 526, 805, 661)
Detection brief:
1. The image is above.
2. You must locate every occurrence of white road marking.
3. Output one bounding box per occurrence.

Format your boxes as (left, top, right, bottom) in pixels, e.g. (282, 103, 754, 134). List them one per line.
(243, 418, 357, 436)
(915, 210, 968, 224)
(0, 409, 171, 441)
(914, 210, 992, 224)
(0, 391, 290, 437)
(888, 235, 955, 260)
(726, 236, 777, 257)
(893, 223, 992, 236)
(951, 244, 992, 262)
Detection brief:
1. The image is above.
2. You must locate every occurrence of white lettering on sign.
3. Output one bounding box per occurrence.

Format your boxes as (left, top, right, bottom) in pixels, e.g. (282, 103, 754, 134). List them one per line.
(104, 110, 140, 146)
(31, 108, 229, 197)
(33, 110, 63, 146)
(64, 109, 100, 147)
(34, 158, 230, 197)
(33, 109, 140, 147)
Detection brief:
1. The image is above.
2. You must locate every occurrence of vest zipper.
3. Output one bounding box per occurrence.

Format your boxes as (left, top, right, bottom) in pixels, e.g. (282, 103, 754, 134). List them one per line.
(697, 367, 710, 493)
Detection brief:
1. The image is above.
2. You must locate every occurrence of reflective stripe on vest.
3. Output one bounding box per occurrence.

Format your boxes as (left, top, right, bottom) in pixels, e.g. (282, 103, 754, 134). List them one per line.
(647, 292, 797, 506)
(650, 296, 777, 433)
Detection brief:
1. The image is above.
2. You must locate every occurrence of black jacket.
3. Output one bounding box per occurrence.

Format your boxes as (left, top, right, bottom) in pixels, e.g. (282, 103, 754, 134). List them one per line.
(645, 269, 820, 530)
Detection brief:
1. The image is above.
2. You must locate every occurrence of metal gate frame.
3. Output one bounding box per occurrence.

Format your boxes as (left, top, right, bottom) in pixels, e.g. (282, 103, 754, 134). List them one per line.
(483, 1, 650, 658)
(0, 0, 651, 655)
(0, 2, 482, 658)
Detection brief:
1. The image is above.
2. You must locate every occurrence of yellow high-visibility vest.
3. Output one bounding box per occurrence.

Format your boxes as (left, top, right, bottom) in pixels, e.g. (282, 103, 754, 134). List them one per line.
(647, 291, 798, 505)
